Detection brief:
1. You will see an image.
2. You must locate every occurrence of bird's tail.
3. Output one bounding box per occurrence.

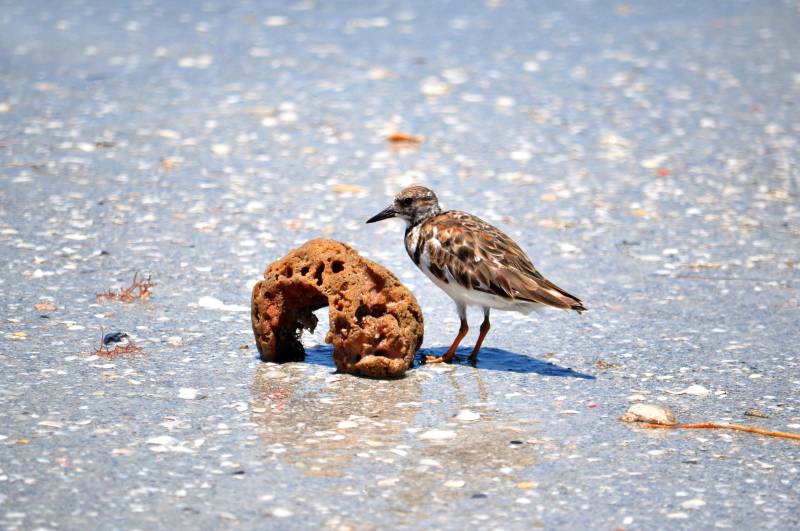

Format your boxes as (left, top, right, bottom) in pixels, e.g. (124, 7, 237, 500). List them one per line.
(571, 299, 587, 313)
(542, 279, 586, 313)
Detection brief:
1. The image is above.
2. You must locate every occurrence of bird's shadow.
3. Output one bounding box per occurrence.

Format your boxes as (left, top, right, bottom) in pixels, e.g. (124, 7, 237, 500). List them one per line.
(417, 347, 595, 378)
(278, 345, 594, 379)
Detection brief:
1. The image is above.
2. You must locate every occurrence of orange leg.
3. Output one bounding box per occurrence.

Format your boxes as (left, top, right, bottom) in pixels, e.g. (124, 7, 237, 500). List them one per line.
(469, 309, 491, 364)
(426, 304, 468, 364)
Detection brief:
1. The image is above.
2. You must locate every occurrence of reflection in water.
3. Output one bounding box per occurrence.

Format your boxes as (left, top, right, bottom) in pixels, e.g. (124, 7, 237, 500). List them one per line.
(251, 347, 423, 478)
(390, 367, 543, 512)
(251, 346, 559, 521)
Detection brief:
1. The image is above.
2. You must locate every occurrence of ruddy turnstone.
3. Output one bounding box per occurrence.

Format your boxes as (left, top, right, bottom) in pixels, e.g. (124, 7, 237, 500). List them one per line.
(367, 185, 586, 364)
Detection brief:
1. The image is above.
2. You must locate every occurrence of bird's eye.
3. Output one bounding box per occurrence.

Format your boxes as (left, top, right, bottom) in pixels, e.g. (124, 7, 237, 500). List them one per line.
(401, 198, 413, 207)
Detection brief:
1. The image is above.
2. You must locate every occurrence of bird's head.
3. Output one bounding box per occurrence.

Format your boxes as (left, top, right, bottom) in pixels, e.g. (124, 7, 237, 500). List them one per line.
(366, 185, 441, 227)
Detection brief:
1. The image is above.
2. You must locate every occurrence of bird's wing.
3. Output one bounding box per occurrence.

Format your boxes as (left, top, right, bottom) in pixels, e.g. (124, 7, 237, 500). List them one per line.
(421, 211, 586, 311)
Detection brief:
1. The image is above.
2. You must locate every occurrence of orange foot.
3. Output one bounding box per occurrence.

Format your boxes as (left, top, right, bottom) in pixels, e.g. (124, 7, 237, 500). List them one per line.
(424, 355, 455, 364)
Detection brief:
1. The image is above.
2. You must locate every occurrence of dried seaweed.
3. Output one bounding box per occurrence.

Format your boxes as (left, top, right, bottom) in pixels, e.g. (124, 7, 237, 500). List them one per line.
(620, 404, 800, 440)
(634, 422, 800, 441)
(96, 272, 155, 302)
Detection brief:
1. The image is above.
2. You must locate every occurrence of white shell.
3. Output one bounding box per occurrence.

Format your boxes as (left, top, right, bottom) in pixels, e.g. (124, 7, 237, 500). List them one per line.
(619, 403, 678, 425)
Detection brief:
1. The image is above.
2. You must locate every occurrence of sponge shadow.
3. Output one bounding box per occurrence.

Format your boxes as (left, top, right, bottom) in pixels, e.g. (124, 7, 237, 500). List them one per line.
(417, 347, 595, 378)
(297, 345, 337, 368)
(263, 345, 594, 380)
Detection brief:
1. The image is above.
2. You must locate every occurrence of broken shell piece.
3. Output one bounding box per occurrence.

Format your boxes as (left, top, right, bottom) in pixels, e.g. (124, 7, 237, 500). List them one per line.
(665, 384, 710, 397)
(619, 403, 678, 426)
(418, 429, 457, 441)
(146, 435, 178, 446)
(178, 387, 199, 400)
(455, 410, 481, 421)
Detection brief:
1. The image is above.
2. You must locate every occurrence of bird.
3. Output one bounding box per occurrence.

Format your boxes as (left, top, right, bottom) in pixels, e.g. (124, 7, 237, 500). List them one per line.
(366, 185, 586, 364)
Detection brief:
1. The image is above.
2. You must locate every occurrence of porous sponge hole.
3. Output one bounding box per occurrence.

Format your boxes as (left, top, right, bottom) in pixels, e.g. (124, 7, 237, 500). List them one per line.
(314, 263, 325, 285)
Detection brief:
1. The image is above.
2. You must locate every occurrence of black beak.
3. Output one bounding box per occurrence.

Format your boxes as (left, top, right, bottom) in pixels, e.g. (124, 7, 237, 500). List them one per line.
(366, 205, 397, 223)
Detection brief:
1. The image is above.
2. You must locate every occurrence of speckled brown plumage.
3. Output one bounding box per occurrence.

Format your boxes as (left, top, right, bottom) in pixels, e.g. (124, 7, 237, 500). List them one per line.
(411, 211, 586, 312)
(367, 186, 585, 364)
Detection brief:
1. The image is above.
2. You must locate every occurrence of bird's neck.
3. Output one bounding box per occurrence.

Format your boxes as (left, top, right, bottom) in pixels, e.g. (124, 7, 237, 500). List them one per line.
(407, 204, 442, 228)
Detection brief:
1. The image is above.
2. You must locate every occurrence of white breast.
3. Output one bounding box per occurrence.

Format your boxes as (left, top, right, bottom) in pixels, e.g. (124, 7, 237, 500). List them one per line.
(404, 225, 422, 259)
(413, 235, 545, 315)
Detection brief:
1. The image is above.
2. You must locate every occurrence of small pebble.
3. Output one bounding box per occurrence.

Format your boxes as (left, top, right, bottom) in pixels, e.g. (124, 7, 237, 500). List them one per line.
(418, 429, 456, 441)
(166, 336, 183, 346)
(146, 435, 178, 446)
(264, 16, 289, 27)
(420, 77, 449, 96)
(455, 410, 480, 421)
(268, 508, 292, 518)
(178, 388, 199, 400)
(103, 332, 128, 345)
(681, 498, 706, 510)
(211, 144, 231, 156)
(619, 403, 677, 425)
(667, 512, 689, 519)
(666, 384, 710, 397)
